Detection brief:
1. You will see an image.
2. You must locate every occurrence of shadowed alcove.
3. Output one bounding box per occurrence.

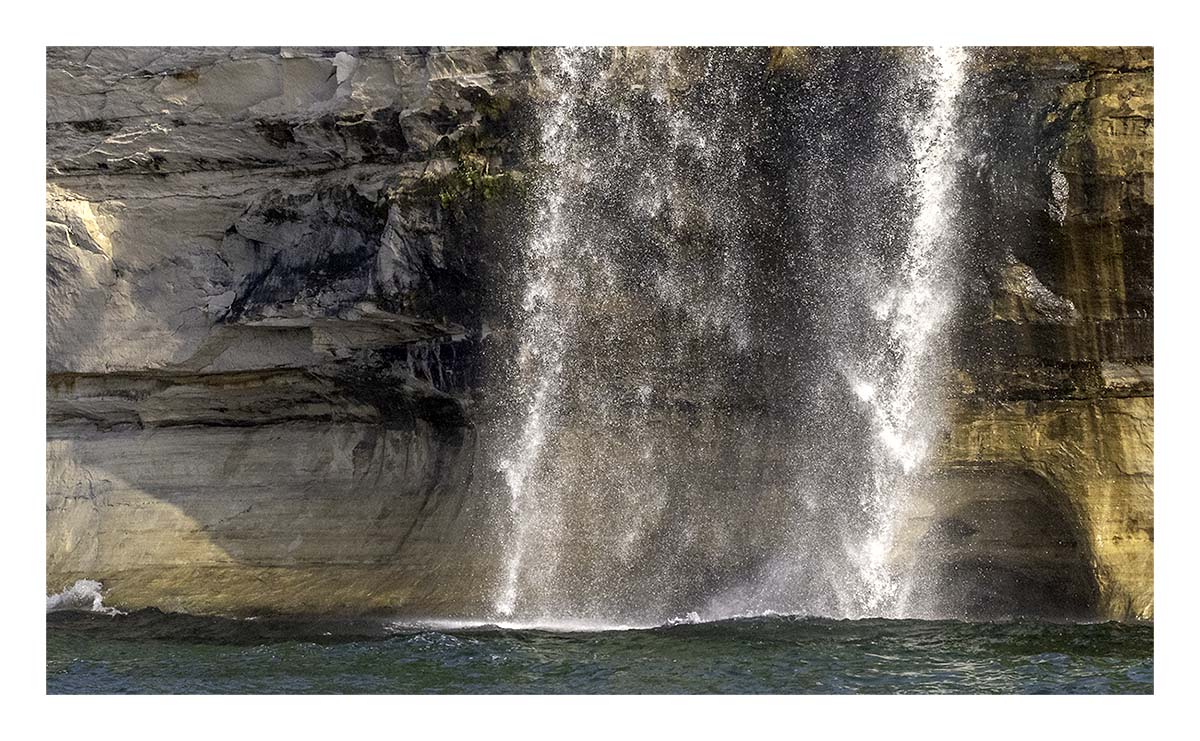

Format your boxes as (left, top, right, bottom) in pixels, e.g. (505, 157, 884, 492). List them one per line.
(898, 466, 1100, 620)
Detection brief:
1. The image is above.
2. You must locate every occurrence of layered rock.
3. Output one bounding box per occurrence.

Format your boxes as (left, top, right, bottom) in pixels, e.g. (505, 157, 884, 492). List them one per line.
(935, 47, 1153, 619)
(47, 47, 525, 616)
(46, 47, 1153, 620)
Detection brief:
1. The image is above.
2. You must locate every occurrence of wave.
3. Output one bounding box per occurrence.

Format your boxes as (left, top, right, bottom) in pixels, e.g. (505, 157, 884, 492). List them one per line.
(46, 579, 124, 615)
(385, 607, 1140, 635)
(389, 608, 804, 634)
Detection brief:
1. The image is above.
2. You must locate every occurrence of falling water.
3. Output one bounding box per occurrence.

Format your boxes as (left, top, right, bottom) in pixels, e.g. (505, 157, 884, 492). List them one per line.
(490, 47, 968, 626)
(849, 46, 967, 616)
(494, 48, 584, 618)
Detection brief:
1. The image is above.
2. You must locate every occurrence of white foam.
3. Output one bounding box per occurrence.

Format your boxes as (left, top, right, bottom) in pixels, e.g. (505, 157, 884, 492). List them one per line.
(392, 616, 655, 633)
(664, 611, 703, 626)
(46, 579, 124, 615)
(392, 607, 810, 634)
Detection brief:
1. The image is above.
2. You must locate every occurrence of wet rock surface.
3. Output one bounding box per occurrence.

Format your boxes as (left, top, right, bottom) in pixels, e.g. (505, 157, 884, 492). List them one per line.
(944, 47, 1153, 619)
(46, 47, 1152, 620)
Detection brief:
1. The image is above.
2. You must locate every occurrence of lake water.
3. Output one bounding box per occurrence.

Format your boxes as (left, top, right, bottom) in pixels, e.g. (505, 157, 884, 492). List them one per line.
(47, 610, 1152, 694)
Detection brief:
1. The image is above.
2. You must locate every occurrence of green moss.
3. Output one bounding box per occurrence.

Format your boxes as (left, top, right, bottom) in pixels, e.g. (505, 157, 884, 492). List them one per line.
(402, 90, 527, 213)
(435, 153, 507, 207)
(431, 126, 527, 210)
(471, 92, 513, 124)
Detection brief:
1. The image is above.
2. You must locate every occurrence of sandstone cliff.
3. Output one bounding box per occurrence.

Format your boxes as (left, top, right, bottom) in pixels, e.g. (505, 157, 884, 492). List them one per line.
(46, 47, 1153, 620)
(941, 47, 1153, 619)
(47, 47, 520, 616)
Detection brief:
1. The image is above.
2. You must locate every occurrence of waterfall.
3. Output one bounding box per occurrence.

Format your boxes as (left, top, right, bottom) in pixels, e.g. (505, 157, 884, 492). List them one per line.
(494, 47, 585, 618)
(849, 47, 967, 616)
(489, 47, 968, 626)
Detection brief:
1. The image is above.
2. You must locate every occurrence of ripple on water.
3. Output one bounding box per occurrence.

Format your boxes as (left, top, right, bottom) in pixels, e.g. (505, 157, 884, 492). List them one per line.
(47, 610, 1152, 694)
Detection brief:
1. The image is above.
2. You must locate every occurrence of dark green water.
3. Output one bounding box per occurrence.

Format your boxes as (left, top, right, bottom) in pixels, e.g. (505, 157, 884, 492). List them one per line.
(46, 610, 1152, 694)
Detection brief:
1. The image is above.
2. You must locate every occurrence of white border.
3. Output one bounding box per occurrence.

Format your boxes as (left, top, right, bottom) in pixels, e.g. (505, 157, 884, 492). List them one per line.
(5, 0, 1193, 735)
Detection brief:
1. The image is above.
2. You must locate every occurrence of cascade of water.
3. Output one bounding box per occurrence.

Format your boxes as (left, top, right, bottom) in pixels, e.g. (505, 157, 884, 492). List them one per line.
(849, 46, 967, 615)
(489, 47, 967, 626)
(491, 48, 760, 625)
(493, 47, 587, 618)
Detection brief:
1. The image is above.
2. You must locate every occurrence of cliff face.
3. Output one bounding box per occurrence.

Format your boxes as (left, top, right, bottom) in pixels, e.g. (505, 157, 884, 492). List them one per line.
(46, 47, 1153, 620)
(47, 47, 522, 615)
(938, 48, 1153, 620)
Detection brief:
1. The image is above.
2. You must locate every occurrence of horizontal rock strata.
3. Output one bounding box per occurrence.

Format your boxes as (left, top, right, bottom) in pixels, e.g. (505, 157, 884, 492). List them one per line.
(46, 47, 1153, 620)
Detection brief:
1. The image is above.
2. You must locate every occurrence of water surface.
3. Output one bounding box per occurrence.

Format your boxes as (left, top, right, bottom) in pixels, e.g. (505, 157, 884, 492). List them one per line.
(47, 610, 1152, 694)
